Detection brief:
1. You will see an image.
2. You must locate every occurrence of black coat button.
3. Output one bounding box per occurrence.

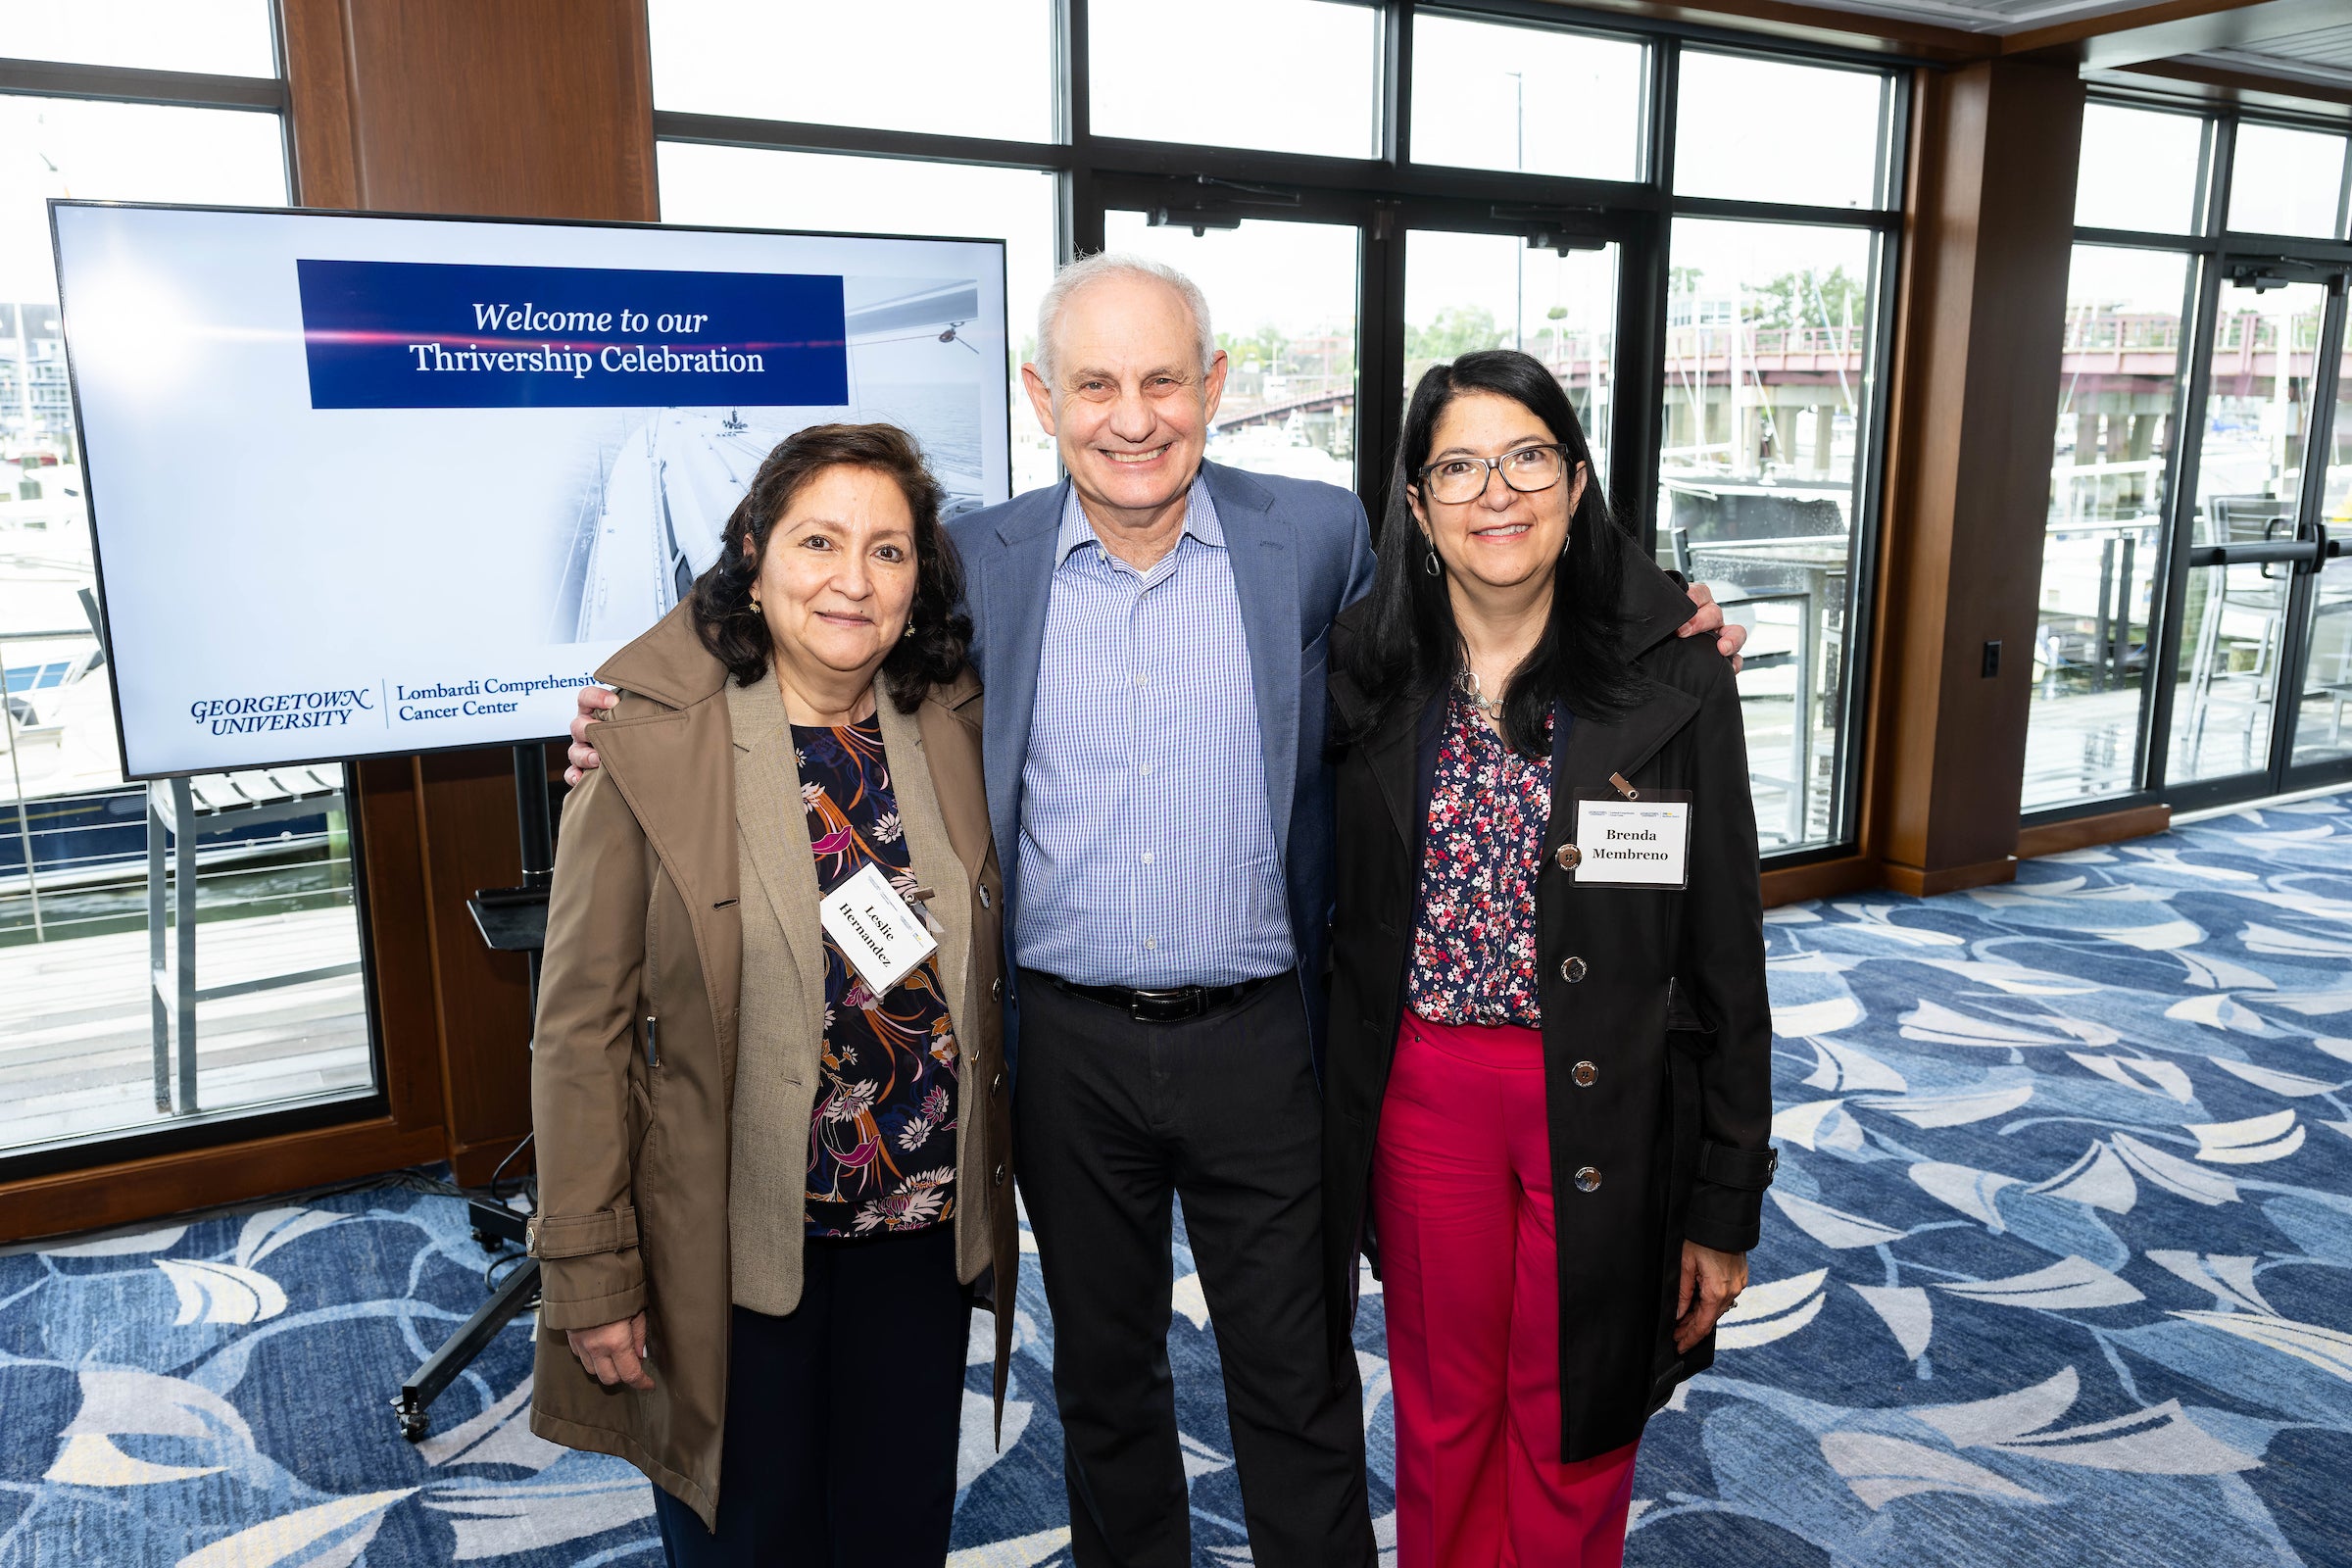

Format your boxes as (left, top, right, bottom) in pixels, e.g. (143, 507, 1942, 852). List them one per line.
(991, 977, 1004, 1002)
(1560, 956, 1589, 983)
(993, 1163, 1007, 1187)
(1575, 1165, 1601, 1193)
(991, 1070, 1005, 1095)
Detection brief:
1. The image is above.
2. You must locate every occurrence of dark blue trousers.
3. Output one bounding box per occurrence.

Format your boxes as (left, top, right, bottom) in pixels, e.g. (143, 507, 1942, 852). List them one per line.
(653, 1222, 971, 1567)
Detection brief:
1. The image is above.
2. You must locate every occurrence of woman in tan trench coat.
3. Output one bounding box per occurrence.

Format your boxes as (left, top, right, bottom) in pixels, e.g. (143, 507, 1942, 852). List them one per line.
(524, 422, 1017, 1566)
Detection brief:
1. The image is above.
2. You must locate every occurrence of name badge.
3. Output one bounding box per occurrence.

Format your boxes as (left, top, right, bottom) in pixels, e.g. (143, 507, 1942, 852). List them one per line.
(1572, 793, 1692, 889)
(818, 861, 939, 995)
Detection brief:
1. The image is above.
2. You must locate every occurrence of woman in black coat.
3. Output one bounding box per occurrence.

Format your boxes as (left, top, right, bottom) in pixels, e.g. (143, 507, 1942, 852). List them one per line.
(1321, 350, 1775, 1567)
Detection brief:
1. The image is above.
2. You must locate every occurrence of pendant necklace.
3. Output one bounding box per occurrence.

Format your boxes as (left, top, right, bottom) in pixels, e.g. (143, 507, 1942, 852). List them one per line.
(1455, 667, 1502, 724)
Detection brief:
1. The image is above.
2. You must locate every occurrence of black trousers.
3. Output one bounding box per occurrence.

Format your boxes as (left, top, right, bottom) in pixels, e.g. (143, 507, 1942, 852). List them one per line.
(1015, 970, 1374, 1568)
(653, 1222, 971, 1568)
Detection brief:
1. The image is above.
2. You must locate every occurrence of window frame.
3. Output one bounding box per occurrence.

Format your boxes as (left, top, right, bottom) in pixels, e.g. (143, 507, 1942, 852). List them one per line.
(2221, 115, 2352, 245)
(0, 25, 405, 1182)
(648, 0, 1913, 865)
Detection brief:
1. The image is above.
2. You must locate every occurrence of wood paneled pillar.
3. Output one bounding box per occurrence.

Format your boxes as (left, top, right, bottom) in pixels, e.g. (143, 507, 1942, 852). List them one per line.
(1870, 58, 2084, 897)
(283, 0, 658, 1182)
(284, 0, 656, 221)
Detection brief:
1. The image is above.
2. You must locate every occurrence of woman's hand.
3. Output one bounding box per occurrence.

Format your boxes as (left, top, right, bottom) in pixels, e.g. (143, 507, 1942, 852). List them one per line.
(564, 686, 618, 785)
(566, 1311, 655, 1390)
(1675, 1241, 1748, 1354)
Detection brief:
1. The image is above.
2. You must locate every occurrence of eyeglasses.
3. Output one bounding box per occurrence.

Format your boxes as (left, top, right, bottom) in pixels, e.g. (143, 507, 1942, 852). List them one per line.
(1414, 444, 1573, 506)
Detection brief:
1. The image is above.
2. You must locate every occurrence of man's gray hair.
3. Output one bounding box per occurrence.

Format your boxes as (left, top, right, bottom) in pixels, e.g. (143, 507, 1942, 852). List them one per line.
(1033, 251, 1216, 386)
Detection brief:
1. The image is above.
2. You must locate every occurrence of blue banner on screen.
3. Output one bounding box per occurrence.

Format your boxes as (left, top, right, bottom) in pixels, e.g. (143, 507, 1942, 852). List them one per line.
(295, 259, 850, 409)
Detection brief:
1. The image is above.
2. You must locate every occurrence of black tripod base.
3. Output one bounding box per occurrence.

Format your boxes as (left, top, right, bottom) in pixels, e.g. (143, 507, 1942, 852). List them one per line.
(394, 1257, 541, 1442)
(394, 743, 556, 1444)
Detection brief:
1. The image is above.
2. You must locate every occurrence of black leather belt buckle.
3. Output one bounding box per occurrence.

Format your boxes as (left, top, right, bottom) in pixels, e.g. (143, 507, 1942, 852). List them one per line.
(1128, 987, 1203, 1023)
(1040, 972, 1276, 1023)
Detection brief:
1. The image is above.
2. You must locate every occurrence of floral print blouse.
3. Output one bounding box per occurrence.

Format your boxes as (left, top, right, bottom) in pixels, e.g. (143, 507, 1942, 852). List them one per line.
(793, 717, 959, 1239)
(1407, 692, 1555, 1029)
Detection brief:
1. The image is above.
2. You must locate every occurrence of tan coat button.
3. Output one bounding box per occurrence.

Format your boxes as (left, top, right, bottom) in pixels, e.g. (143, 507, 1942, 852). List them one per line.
(991, 977, 1004, 1002)
(993, 1163, 1007, 1187)
(980, 884, 993, 908)
(992, 1070, 1005, 1095)
(1572, 1060, 1597, 1087)
(1575, 1165, 1601, 1193)
(1560, 956, 1589, 983)
(1554, 843, 1582, 870)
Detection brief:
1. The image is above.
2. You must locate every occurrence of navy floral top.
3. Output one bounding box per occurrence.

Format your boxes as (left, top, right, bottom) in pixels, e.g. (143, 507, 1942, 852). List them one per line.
(793, 717, 959, 1239)
(1407, 692, 1555, 1029)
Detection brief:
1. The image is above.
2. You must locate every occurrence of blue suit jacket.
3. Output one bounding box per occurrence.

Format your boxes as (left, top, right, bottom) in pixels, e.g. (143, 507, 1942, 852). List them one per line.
(947, 460, 1377, 1077)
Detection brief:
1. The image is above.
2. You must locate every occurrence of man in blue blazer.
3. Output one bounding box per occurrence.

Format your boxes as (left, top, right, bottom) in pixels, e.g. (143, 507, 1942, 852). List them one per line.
(569, 252, 1742, 1566)
(946, 258, 1379, 1565)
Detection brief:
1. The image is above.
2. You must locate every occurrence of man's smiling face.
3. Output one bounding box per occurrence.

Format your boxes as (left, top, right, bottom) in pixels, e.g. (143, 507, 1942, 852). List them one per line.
(1023, 270, 1227, 523)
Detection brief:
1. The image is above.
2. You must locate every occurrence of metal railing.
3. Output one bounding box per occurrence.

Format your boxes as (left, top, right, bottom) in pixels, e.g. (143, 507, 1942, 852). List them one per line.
(0, 622, 88, 941)
(0, 779, 354, 947)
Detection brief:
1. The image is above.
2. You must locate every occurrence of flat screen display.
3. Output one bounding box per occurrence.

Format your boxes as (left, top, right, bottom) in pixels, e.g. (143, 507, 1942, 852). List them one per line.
(51, 202, 1010, 778)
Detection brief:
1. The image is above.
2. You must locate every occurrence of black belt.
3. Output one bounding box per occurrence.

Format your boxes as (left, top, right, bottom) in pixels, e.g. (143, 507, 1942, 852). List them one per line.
(1041, 970, 1281, 1023)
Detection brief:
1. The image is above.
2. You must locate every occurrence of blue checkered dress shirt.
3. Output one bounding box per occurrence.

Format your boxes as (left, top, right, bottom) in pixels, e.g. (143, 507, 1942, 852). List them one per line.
(1010, 475, 1297, 987)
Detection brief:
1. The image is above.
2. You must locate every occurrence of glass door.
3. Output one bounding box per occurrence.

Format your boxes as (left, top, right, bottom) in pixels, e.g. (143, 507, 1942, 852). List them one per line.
(2285, 300, 2352, 774)
(2163, 263, 2351, 799)
(1400, 227, 1623, 490)
(1092, 198, 1371, 493)
(1082, 182, 1654, 542)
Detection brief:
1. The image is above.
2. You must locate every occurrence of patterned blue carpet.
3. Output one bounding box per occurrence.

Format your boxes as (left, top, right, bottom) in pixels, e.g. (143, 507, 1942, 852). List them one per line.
(3, 794, 2349, 1566)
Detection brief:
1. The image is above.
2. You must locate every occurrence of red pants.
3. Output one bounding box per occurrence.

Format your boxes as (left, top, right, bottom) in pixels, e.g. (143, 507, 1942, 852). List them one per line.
(1371, 1011, 1640, 1568)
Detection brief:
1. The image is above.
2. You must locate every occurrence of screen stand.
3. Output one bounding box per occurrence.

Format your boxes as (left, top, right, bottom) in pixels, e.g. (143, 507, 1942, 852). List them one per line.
(394, 742, 555, 1442)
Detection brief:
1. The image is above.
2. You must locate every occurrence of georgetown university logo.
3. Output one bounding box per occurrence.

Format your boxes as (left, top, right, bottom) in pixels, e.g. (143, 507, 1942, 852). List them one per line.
(188, 688, 374, 736)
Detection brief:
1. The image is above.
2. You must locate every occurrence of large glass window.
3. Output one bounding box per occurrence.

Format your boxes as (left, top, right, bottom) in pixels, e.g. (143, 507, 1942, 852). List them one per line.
(651, 12, 1907, 863)
(1409, 15, 1644, 184)
(648, 0, 1055, 143)
(1673, 54, 1887, 211)
(0, 0, 276, 76)
(2021, 246, 2188, 809)
(657, 143, 1061, 495)
(2035, 101, 2352, 817)
(1090, 0, 1381, 159)
(0, 90, 378, 1160)
(2075, 105, 2205, 234)
(2229, 123, 2349, 239)
(1102, 210, 1361, 488)
(1656, 219, 1880, 851)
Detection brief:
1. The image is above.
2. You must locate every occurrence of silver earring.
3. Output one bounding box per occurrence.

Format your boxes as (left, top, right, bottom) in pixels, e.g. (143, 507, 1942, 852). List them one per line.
(1423, 546, 1442, 578)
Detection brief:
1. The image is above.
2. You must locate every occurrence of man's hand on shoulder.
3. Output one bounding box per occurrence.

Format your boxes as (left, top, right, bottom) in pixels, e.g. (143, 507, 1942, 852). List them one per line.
(565, 686, 618, 786)
(1676, 582, 1746, 673)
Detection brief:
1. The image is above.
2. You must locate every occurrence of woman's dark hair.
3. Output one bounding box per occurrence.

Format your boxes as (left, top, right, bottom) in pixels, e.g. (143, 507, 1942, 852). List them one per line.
(1337, 349, 1641, 759)
(690, 422, 972, 712)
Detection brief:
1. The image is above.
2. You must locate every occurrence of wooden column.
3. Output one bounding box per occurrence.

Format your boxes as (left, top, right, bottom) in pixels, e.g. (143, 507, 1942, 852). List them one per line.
(1869, 58, 2085, 897)
(284, 0, 656, 221)
(284, 0, 658, 1183)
